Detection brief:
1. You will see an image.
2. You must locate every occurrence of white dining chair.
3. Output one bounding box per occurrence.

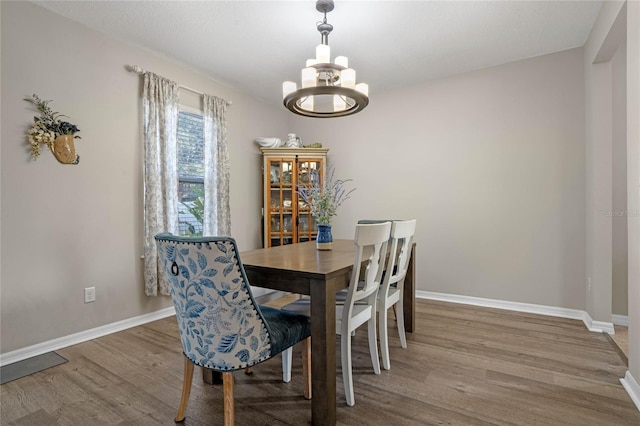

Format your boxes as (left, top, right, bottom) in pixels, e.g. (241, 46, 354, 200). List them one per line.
(282, 221, 392, 406)
(377, 219, 416, 370)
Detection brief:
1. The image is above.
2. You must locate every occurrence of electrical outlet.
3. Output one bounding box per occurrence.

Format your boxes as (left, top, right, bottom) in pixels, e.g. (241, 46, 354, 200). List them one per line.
(84, 287, 96, 303)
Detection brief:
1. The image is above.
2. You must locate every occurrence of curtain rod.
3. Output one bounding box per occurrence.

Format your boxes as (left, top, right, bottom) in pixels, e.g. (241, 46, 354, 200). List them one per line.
(128, 65, 232, 105)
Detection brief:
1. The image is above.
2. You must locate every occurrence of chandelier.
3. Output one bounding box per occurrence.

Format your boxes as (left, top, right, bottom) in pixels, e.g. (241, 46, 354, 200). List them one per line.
(282, 0, 369, 118)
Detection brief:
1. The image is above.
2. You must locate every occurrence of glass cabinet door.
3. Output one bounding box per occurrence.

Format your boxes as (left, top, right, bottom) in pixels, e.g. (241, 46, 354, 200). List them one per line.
(262, 149, 327, 248)
(267, 159, 295, 246)
(296, 159, 323, 243)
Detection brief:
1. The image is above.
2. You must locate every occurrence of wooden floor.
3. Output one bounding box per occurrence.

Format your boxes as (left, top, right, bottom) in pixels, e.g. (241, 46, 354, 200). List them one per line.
(611, 325, 630, 362)
(2, 299, 638, 425)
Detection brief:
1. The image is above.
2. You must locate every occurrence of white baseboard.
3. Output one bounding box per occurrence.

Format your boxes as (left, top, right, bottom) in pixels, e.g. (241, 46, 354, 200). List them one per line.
(0, 306, 176, 367)
(584, 316, 616, 334)
(0, 291, 622, 367)
(416, 291, 615, 334)
(0, 289, 283, 367)
(621, 371, 640, 412)
(612, 314, 629, 326)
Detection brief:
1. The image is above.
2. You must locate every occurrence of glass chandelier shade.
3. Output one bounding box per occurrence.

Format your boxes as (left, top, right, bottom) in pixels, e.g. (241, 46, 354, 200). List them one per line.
(282, 0, 369, 118)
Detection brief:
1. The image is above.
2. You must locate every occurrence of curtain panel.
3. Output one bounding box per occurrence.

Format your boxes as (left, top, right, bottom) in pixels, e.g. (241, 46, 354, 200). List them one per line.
(203, 95, 231, 236)
(142, 72, 179, 296)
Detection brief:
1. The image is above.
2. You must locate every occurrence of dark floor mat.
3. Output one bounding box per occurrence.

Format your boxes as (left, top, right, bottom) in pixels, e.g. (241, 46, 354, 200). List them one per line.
(1, 352, 68, 384)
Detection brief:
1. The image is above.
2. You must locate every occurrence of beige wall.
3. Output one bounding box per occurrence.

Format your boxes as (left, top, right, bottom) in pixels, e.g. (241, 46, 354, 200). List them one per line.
(612, 40, 628, 316)
(0, 2, 287, 353)
(584, 0, 639, 381)
(289, 48, 586, 310)
(3, 1, 638, 380)
(584, 0, 625, 325)
(626, 0, 640, 381)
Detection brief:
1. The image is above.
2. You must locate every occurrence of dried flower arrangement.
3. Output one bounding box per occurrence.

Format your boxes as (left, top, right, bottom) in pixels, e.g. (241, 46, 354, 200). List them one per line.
(24, 94, 80, 160)
(297, 166, 355, 225)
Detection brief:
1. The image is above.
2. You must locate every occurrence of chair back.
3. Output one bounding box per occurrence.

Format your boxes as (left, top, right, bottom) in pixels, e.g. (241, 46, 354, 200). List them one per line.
(343, 222, 392, 312)
(155, 234, 272, 371)
(379, 220, 417, 300)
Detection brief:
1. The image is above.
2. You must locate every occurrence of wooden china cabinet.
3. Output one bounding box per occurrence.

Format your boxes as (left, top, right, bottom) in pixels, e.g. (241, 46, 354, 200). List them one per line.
(261, 147, 328, 247)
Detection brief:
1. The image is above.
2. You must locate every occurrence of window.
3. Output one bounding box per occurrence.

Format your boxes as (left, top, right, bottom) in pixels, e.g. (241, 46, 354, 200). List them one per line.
(177, 109, 204, 236)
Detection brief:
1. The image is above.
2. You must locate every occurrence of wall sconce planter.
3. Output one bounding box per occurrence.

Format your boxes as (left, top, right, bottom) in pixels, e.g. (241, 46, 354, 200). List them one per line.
(24, 94, 81, 164)
(52, 134, 79, 164)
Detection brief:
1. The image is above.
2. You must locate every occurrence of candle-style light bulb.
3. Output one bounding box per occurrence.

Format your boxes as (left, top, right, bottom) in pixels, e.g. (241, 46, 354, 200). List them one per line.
(356, 83, 369, 97)
(282, 81, 296, 99)
(316, 44, 330, 63)
(341, 68, 356, 89)
(302, 67, 316, 88)
(301, 96, 314, 111)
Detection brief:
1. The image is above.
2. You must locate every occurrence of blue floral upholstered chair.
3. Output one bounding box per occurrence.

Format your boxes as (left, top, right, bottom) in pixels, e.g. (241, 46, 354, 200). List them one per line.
(155, 234, 311, 425)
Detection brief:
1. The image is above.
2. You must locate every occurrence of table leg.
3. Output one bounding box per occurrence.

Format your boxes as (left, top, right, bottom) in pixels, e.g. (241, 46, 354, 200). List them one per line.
(310, 278, 337, 425)
(403, 244, 416, 333)
(202, 367, 223, 384)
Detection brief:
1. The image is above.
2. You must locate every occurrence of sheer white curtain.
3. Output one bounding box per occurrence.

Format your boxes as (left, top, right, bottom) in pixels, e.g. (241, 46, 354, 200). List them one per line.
(142, 72, 179, 296)
(203, 95, 231, 236)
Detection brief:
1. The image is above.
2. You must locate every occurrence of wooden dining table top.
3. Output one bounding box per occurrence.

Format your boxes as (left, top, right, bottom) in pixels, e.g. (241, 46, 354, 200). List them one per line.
(240, 239, 357, 278)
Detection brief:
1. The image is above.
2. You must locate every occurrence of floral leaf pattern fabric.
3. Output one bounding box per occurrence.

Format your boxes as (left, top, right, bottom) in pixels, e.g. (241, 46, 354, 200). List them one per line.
(156, 235, 271, 370)
(142, 72, 179, 296)
(203, 95, 231, 237)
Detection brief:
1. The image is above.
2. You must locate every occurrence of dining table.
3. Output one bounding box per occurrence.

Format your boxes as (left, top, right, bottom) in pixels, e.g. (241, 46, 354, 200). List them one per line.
(235, 238, 416, 426)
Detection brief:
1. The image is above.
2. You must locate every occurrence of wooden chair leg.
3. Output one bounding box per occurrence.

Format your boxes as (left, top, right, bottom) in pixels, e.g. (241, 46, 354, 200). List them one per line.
(245, 367, 253, 375)
(222, 372, 234, 426)
(392, 304, 397, 320)
(175, 356, 195, 422)
(302, 337, 312, 400)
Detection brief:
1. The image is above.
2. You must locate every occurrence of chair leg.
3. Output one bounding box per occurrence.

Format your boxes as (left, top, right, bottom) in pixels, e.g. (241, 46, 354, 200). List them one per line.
(341, 330, 355, 406)
(367, 313, 381, 375)
(282, 347, 292, 383)
(175, 356, 195, 422)
(379, 304, 391, 370)
(222, 372, 234, 426)
(245, 367, 253, 375)
(396, 299, 407, 348)
(302, 337, 312, 400)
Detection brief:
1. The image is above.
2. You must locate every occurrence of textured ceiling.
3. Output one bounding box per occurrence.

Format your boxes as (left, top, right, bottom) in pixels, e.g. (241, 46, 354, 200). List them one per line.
(33, 1, 602, 106)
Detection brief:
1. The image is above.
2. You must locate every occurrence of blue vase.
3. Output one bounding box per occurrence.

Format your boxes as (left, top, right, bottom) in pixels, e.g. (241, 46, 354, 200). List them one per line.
(316, 224, 333, 250)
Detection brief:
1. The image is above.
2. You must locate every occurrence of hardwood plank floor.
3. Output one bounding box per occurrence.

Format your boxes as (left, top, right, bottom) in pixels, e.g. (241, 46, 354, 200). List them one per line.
(2, 299, 638, 425)
(609, 325, 629, 365)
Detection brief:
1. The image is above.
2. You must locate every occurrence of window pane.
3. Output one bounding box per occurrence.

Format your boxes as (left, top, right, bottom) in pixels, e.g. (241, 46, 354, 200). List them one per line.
(177, 111, 204, 179)
(177, 110, 204, 236)
(178, 181, 204, 236)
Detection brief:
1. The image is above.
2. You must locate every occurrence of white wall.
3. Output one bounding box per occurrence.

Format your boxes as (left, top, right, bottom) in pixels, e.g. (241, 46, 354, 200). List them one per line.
(0, 2, 287, 354)
(289, 48, 586, 310)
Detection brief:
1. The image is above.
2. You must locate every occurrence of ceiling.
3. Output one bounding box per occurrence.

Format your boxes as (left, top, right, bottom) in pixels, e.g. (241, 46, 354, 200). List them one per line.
(33, 1, 602, 106)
